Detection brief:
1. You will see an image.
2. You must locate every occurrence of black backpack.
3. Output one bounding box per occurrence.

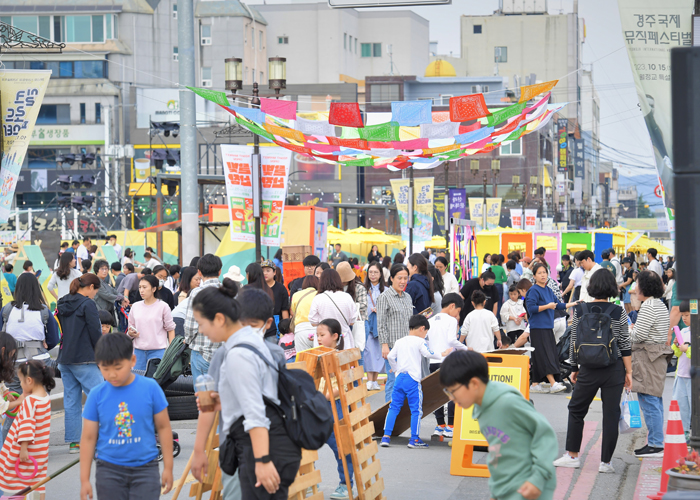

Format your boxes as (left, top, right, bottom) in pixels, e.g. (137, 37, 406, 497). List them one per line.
(234, 344, 334, 451)
(574, 303, 619, 368)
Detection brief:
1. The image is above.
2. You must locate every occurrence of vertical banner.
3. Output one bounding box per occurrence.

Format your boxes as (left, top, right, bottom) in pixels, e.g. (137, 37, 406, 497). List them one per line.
(260, 148, 292, 246)
(413, 177, 434, 242)
(557, 118, 568, 173)
(524, 209, 538, 231)
(448, 188, 467, 221)
(0, 70, 51, 222)
(510, 208, 523, 229)
(573, 139, 585, 178)
(432, 187, 446, 236)
(486, 198, 502, 226)
(468, 198, 483, 226)
(221, 145, 255, 243)
(313, 209, 328, 261)
(391, 178, 435, 242)
(220, 145, 292, 246)
(618, 0, 692, 221)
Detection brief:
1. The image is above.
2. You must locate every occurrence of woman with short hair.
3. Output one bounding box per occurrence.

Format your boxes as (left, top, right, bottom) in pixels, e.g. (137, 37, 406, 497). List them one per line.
(308, 269, 356, 349)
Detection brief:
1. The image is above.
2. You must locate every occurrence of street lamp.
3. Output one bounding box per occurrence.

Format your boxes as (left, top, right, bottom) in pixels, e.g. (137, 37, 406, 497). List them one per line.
(512, 174, 520, 188)
(470, 159, 480, 175)
(268, 57, 287, 96)
(224, 57, 243, 93)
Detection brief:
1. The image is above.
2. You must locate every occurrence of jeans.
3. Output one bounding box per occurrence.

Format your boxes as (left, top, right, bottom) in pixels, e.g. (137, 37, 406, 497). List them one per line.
(673, 376, 692, 433)
(638, 392, 664, 448)
(429, 364, 454, 426)
(326, 400, 354, 486)
(383, 373, 423, 441)
(95, 459, 160, 500)
(190, 350, 210, 391)
(221, 470, 242, 500)
(384, 359, 395, 403)
(58, 363, 104, 443)
(134, 348, 166, 371)
(0, 371, 21, 445)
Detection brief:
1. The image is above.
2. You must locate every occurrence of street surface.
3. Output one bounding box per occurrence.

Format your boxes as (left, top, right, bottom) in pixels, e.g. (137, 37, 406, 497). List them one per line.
(41, 376, 675, 499)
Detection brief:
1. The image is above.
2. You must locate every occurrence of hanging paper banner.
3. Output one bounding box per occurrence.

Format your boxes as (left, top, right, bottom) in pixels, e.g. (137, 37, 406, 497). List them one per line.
(220, 145, 292, 246)
(390, 177, 434, 242)
(510, 208, 523, 229)
(468, 198, 483, 226)
(186, 86, 230, 107)
(433, 187, 446, 236)
(524, 209, 538, 231)
(448, 188, 467, 221)
(618, 0, 692, 221)
(0, 70, 51, 223)
(486, 198, 502, 226)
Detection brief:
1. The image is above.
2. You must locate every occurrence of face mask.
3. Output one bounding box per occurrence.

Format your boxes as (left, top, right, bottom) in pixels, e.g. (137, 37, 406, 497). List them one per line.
(251, 326, 266, 338)
(158, 279, 165, 288)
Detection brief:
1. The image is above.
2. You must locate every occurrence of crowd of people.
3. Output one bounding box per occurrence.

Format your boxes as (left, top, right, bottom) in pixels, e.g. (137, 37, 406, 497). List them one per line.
(0, 234, 686, 500)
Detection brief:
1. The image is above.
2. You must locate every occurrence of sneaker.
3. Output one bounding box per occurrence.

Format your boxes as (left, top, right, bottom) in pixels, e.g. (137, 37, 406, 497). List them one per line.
(443, 426, 454, 438)
(553, 453, 580, 468)
(550, 382, 567, 394)
(380, 436, 391, 447)
(372, 381, 381, 391)
(366, 381, 373, 391)
(408, 438, 429, 449)
(634, 445, 664, 458)
(599, 462, 615, 474)
(530, 384, 546, 393)
(330, 483, 350, 500)
(433, 425, 445, 437)
(69, 442, 80, 454)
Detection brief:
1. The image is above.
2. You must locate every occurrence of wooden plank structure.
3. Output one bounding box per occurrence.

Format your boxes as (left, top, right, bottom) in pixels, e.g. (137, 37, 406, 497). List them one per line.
(171, 413, 222, 500)
(297, 347, 386, 500)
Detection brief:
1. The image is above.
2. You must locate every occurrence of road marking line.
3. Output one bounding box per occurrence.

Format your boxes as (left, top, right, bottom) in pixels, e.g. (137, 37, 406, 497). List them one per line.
(567, 433, 603, 500)
(553, 420, 599, 500)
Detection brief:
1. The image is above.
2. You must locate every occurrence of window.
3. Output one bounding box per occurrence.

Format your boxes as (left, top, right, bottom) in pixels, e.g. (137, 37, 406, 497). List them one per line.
(500, 138, 522, 155)
(344, 33, 347, 50)
(278, 36, 288, 44)
(373, 43, 381, 57)
(92, 15, 104, 43)
(355, 38, 357, 54)
(74, 61, 105, 78)
(473, 24, 482, 34)
(201, 25, 211, 45)
(113, 14, 118, 38)
(370, 84, 400, 102)
(95, 103, 101, 124)
(202, 67, 212, 87)
(172, 4, 177, 19)
(173, 46, 178, 61)
(65, 16, 93, 42)
(260, 71, 264, 83)
(53, 16, 62, 42)
(26, 149, 70, 170)
(38, 16, 51, 39)
(483, 85, 489, 93)
(495, 46, 507, 63)
(259, 30, 263, 50)
(106, 14, 112, 39)
(60, 61, 73, 77)
(440, 94, 452, 106)
(36, 104, 71, 125)
(251, 27, 254, 48)
(361, 43, 371, 57)
(80, 103, 86, 124)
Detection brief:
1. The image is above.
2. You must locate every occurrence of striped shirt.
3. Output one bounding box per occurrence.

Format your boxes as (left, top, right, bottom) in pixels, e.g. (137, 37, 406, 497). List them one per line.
(184, 278, 222, 362)
(0, 395, 51, 494)
(376, 286, 414, 348)
(569, 302, 632, 371)
(631, 297, 670, 344)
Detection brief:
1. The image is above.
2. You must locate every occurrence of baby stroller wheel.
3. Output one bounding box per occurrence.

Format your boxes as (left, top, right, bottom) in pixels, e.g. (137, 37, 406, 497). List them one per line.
(173, 440, 181, 458)
(156, 443, 164, 462)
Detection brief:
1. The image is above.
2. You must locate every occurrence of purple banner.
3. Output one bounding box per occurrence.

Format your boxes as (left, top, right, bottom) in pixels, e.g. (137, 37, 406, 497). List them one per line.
(448, 188, 467, 221)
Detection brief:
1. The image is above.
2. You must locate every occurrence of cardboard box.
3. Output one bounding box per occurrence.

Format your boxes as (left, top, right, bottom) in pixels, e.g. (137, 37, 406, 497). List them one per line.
(282, 245, 312, 263)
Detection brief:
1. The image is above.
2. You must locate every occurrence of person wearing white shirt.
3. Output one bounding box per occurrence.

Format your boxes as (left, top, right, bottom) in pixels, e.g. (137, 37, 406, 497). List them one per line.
(500, 286, 526, 344)
(427, 293, 469, 437)
(610, 249, 623, 285)
(461, 289, 501, 352)
(577, 250, 602, 303)
(143, 252, 159, 270)
(106, 234, 122, 259)
(435, 256, 460, 295)
(646, 248, 664, 279)
(381, 315, 448, 449)
(76, 238, 90, 265)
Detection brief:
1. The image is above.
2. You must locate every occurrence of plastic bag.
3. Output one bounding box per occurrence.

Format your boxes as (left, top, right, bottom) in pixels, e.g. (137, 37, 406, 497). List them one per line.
(620, 391, 642, 434)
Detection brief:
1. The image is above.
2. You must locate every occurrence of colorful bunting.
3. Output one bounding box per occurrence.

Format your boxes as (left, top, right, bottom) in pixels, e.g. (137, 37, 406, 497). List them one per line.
(329, 102, 363, 127)
(487, 102, 527, 127)
(449, 94, 490, 122)
(296, 117, 336, 137)
(359, 122, 401, 142)
(391, 101, 432, 126)
(420, 122, 460, 139)
(187, 86, 230, 107)
(260, 98, 297, 120)
(519, 80, 559, 103)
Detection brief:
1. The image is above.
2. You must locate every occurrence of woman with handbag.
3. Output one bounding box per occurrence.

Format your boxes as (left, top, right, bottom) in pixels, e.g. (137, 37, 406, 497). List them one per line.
(308, 269, 356, 349)
(363, 262, 386, 391)
(336, 261, 368, 353)
(290, 275, 319, 352)
(553, 269, 632, 473)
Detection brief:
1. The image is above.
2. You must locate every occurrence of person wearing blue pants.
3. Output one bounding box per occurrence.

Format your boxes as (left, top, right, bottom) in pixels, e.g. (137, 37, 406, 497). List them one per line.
(326, 399, 354, 499)
(380, 315, 447, 449)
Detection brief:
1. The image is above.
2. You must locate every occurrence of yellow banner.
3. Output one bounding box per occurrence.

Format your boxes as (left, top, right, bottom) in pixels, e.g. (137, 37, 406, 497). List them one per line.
(390, 177, 434, 242)
(0, 70, 51, 222)
(468, 197, 502, 228)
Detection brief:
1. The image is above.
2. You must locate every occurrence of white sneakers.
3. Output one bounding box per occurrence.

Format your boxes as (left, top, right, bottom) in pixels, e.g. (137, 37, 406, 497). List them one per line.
(550, 382, 567, 393)
(530, 384, 547, 393)
(531, 383, 567, 394)
(366, 381, 381, 391)
(553, 454, 616, 474)
(553, 453, 580, 468)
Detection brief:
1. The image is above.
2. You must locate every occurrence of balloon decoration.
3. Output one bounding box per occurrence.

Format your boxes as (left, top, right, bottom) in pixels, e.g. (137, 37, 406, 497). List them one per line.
(188, 80, 565, 171)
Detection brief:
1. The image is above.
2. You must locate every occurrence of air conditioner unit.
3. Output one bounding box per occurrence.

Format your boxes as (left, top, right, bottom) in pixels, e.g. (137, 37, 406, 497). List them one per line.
(201, 37, 212, 46)
(202, 80, 212, 88)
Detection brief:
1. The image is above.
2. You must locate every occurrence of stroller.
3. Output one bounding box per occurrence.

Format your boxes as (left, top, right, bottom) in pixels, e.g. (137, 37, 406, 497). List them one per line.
(557, 325, 575, 391)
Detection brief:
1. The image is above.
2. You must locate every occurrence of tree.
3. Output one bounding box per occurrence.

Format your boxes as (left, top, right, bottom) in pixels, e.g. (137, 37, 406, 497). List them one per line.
(637, 194, 653, 218)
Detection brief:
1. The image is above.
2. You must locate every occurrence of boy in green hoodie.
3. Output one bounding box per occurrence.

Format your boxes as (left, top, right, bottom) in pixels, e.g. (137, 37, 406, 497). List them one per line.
(440, 351, 557, 500)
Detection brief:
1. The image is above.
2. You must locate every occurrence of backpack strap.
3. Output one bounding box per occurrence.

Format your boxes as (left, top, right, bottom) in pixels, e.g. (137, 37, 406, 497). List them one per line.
(231, 343, 280, 373)
(40, 306, 49, 325)
(580, 302, 588, 316)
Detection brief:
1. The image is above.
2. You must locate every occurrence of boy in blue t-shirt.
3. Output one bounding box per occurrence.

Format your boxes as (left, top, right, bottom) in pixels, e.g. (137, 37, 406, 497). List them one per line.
(80, 333, 173, 500)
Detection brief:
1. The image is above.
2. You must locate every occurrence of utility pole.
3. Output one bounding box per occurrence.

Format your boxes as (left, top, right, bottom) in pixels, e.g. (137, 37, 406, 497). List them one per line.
(178, 0, 198, 265)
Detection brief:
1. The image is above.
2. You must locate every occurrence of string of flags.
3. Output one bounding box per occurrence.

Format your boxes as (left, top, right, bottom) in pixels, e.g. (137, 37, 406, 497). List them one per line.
(188, 80, 566, 170)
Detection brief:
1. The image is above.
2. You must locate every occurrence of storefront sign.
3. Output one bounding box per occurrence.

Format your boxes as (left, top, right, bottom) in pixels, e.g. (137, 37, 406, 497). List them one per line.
(557, 118, 568, 173)
(135, 88, 215, 129)
(0, 70, 51, 222)
(30, 124, 104, 146)
(573, 139, 585, 178)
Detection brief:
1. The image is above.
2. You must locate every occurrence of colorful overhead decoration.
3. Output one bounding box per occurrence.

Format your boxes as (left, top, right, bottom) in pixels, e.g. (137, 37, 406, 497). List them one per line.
(189, 80, 564, 170)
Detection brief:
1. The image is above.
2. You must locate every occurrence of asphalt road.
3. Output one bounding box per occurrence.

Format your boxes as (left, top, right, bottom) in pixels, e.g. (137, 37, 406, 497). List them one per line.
(39, 374, 676, 500)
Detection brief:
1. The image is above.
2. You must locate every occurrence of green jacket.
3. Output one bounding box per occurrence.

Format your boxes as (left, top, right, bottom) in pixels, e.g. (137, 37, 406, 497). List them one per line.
(491, 265, 508, 285)
(472, 382, 557, 499)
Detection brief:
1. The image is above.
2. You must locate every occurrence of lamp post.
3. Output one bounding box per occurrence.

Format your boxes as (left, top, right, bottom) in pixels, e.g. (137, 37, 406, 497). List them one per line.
(490, 159, 500, 227)
(529, 175, 538, 231)
(224, 57, 243, 94)
(545, 185, 553, 222)
(268, 57, 287, 97)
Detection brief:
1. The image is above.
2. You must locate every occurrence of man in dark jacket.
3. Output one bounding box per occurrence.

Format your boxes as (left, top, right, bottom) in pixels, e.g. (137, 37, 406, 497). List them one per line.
(404, 272, 432, 315)
(459, 270, 498, 325)
(288, 254, 320, 298)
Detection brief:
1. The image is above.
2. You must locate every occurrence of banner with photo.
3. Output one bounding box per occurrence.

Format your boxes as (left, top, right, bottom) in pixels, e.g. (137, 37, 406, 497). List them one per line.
(618, 0, 692, 222)
(390, 177, 434, 242)
(220, 145, 292, 246)
(0, 70, 51, 222)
